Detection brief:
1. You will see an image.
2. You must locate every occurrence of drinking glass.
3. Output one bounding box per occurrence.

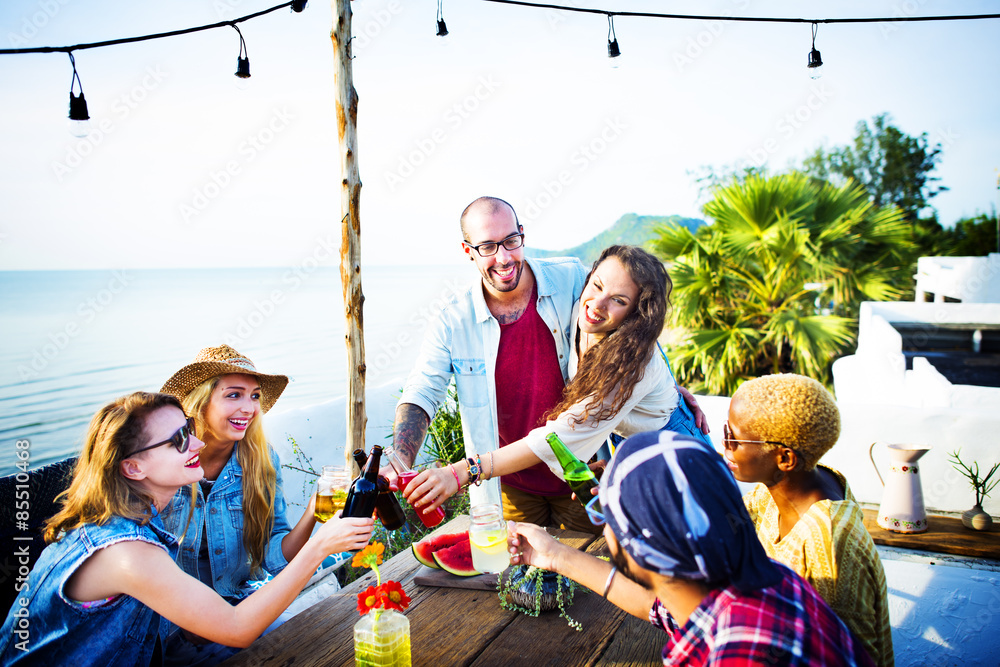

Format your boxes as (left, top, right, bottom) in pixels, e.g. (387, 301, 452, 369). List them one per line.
(469, 503, 509, 573)
(315, 465, 350, 523)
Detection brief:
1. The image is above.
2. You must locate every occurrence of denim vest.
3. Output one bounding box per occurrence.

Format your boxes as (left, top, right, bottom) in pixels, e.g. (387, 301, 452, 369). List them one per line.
(0, 514, 177, 666)
(162, 445, 292, 601)
(399, 256, 588, 508)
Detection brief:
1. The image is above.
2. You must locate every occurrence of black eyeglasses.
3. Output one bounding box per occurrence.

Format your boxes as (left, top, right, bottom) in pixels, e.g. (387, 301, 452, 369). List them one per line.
(464, 232, 524, 257)
(722, 423, 790, 449)
(130, 417, 196, 456)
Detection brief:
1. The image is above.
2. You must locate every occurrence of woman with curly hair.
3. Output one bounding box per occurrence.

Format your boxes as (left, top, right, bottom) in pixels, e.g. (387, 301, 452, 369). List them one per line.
(0, 392, 372, 666)
(404, 245, 709, 530)
(158, 344, 367, 664)
(723, 373, 893, 667)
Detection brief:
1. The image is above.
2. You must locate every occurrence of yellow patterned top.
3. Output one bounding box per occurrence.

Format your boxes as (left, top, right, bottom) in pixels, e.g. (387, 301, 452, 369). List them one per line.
(744, 466, 894, 667)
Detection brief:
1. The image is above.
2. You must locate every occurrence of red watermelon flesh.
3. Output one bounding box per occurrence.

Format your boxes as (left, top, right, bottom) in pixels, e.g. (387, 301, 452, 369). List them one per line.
(433, 539, 480, 576)
(411, 531, 469, 569)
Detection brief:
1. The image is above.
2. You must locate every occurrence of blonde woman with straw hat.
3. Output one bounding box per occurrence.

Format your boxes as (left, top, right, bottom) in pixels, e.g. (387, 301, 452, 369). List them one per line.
(158, 344, 373, 665)
(0, 392, 373, 667)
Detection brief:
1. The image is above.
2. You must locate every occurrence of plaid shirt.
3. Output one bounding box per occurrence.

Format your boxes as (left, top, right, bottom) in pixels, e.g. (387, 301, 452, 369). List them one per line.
(649, 562, 876, 666)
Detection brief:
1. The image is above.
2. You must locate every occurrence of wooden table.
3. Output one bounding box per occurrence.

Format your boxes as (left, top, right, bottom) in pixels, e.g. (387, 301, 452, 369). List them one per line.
(862, 508, 1000, 560)
(224, 517, 664, 666)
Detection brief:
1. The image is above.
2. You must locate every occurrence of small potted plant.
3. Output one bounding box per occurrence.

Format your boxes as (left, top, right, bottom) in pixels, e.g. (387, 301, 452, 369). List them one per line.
(498, 565, 582, 631)
(948, 449, 999, 531)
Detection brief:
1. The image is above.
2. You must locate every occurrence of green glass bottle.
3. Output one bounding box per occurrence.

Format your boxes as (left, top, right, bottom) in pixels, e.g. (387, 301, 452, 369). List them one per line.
(545, 433, 600, 511)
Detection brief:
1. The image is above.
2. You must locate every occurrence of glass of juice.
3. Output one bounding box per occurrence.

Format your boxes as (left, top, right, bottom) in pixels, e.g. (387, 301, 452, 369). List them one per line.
(397, 470, 445, 528)
(469, 503, 509, 574)
(315, 465, 350, 523)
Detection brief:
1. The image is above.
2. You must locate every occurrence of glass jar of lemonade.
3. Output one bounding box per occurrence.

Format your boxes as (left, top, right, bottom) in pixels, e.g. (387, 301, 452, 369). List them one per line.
(315, 465, 350, 523)
(469, 503, 510, 574)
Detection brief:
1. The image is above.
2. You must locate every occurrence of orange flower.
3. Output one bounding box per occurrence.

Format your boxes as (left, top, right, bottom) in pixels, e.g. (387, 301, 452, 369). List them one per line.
(377, 581, 412, 612)
(357, 585, 380, 615)
(352, 542, 385, 569)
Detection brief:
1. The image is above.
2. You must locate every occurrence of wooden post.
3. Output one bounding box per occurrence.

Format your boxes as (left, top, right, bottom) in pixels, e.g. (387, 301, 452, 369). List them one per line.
(332, 0, 366, 461)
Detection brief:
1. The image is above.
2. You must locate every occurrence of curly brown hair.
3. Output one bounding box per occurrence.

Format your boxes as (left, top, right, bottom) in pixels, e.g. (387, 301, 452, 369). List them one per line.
(544, 245, 671, 425)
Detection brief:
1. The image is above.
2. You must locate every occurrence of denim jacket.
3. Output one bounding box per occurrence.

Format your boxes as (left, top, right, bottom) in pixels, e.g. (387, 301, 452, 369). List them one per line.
(400, 256, 588, 508)
(162, 445, 292, 601)
(0, 514, 177, 666)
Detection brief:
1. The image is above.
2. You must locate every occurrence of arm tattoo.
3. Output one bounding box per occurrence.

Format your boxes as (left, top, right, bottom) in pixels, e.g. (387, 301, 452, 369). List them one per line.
(393, 403, 431, 467)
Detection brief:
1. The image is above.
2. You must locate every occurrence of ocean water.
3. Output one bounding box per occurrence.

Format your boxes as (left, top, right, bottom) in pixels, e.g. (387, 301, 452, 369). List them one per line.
(0, 264, 473, 476)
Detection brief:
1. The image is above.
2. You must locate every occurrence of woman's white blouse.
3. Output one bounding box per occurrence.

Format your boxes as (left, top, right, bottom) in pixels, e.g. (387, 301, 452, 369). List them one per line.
(523, 301, 680, 477)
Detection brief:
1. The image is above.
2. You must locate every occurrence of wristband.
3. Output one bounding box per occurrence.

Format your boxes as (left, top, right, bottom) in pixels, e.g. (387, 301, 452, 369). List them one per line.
(449, 464, 462, 489)
(466, 457, 481, 486)
(602, 565, 618, 597)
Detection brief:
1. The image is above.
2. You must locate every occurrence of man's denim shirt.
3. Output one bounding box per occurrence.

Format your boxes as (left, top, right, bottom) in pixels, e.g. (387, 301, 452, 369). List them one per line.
(0, 514, 177, 666)
(399, 256, 587, 507)
(162, 446, 292, 600)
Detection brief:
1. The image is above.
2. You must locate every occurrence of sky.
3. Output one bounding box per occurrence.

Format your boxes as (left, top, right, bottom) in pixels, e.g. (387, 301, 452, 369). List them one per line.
(1, 0, 998, 270)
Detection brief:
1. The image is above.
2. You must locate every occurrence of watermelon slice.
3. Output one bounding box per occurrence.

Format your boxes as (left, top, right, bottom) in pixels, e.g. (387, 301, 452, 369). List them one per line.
(433, 539, 480, 576)
(411, 531, 469, 569)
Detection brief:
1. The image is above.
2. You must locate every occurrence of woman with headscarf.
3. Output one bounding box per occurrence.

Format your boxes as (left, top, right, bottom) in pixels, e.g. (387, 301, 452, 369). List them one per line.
(507, 430, 875, 666)
(723, 373, 892, 666)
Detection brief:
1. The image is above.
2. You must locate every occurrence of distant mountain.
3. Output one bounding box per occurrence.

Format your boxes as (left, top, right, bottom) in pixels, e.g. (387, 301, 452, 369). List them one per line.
(526, 213, 705, 266)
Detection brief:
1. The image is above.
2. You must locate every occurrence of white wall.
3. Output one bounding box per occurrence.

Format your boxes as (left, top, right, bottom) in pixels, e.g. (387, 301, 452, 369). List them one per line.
(915, 254, 1000, 303)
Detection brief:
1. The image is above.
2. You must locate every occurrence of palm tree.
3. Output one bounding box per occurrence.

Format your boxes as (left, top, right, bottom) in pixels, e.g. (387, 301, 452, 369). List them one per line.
(650, 172, 911, 395)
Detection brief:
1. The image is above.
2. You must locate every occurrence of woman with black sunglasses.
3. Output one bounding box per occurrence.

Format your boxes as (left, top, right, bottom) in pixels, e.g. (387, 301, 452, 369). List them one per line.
(0, 392, 373, 666)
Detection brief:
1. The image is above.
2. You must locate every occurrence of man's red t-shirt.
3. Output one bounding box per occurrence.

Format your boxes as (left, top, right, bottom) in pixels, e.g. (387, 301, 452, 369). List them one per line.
(494, 284, 571, 495)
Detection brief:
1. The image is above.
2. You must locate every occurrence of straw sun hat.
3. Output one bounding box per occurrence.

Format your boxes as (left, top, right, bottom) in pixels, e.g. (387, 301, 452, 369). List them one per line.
(160, 344, 289, 413)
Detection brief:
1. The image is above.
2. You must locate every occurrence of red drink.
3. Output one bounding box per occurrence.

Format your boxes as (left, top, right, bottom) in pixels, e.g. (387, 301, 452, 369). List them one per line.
(397, 471, 445, 528)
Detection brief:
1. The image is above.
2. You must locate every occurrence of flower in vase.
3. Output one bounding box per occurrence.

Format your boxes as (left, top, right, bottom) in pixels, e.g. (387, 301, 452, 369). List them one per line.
(353, 541, 410, 616)
(358, 585, 381, 615)
(353, 542, 385, 569)
(378, 581, 412, 612)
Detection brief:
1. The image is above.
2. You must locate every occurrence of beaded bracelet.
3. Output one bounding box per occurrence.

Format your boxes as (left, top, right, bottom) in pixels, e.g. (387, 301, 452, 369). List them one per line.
(448, 464, 462, 489)
(486, 451, 494, 480)
(602, 565, 618, 597)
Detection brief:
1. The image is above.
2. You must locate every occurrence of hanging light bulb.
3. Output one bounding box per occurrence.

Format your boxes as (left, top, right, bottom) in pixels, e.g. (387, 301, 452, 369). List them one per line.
(67, 52, 91, 138)
(807, 23, 823, 79)
(607, 14, 621, 68)
(290, 0, 308, 12)
(232, 24, 251, 88)
(436, 0, 449, 41)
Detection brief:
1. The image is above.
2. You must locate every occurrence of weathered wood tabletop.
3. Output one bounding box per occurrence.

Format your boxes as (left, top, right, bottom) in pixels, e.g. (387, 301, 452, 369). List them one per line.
(862, 508, 1000, 560)
(223, 516, 664, 666)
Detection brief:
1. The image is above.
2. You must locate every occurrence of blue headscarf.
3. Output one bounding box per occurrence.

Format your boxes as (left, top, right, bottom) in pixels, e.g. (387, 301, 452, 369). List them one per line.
(599, 430, 781, 593)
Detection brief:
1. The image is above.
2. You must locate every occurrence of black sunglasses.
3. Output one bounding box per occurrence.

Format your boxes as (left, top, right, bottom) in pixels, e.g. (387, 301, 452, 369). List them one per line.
(130, 417, 196, 456)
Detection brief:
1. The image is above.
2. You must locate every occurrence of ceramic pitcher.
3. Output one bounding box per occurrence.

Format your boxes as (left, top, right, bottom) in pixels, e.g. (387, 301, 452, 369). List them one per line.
(869, 442, 931, 533)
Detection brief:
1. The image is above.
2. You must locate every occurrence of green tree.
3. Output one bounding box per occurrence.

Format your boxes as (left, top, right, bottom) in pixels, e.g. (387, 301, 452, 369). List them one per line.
(803, 113, 946, 221)
(651, 172, 911, 395)
(946, 212, 999, 256)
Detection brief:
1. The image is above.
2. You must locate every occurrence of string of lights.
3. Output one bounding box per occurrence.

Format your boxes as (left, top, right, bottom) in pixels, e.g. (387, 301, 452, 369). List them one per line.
(0, 1, 308, 136)
(3, 0, 998, 135)
(479, 1, 1000, 74)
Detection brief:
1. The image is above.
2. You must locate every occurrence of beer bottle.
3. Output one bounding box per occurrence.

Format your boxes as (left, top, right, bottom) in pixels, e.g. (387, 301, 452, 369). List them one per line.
(546, 433, 600, 511)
